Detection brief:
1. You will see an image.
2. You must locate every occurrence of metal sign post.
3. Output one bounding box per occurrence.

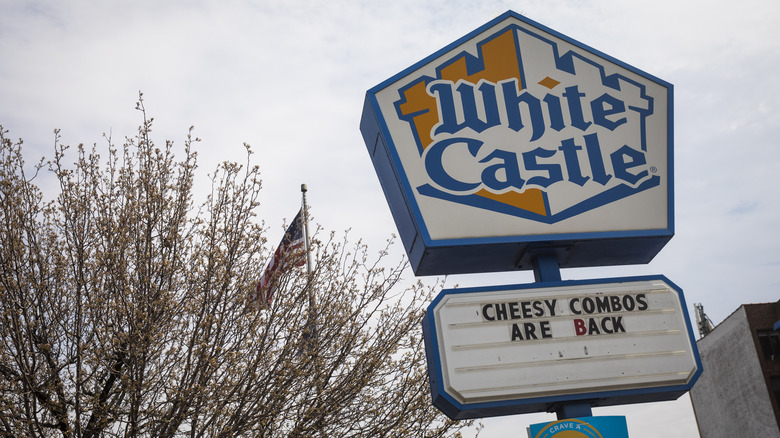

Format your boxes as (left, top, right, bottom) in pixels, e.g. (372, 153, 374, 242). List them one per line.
(532, 254, 593, 420)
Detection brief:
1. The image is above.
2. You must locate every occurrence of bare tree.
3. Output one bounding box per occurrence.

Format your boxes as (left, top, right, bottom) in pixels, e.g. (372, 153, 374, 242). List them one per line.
(0, 98, 476, 437)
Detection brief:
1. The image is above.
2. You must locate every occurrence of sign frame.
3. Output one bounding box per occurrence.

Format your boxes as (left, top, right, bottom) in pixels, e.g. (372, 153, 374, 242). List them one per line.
(421, 275, 702, 420)
(360, 10, 674, 276)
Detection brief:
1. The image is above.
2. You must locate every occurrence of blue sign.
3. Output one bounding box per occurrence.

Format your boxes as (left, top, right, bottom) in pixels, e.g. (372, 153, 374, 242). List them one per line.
(528, 416, 629, 438)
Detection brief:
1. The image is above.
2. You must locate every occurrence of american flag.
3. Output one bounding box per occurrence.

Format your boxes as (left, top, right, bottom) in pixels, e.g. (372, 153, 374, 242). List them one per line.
(253, 208, 306, 308)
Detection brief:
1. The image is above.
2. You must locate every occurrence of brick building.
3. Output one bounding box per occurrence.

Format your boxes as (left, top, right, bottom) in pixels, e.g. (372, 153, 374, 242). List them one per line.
(690, 301, 780, 437)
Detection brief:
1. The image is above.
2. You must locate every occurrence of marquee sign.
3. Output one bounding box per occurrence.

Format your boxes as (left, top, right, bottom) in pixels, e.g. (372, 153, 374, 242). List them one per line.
(421, 276, 701, 419)
(360, 11, 674, 276)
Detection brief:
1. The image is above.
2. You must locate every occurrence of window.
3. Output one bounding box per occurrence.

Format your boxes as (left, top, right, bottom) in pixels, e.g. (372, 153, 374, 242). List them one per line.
(758, 329, 780, 361)
(772, 377, 780, 411)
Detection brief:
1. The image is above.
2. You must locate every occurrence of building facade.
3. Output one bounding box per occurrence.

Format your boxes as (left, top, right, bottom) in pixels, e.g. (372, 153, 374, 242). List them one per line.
(690, 301, 780, 437)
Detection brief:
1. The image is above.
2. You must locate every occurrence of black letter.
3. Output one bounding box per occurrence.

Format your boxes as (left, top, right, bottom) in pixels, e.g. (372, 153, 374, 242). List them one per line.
(509, 302, 521, 319)
(582, 297, 595, 314)
(610, 295, 623, 312)
(601, 317, 614, 334)
(570, 298, 581, 315)
(482, 304, 495, 321)
(546, 299, 557, 317)
(588, 318, 600, 335)
(623, 295, 635, 311)
(521, 301, 533, 318)
(612, 316, 626, 333)
(532, 301, 545, 317)
(636, 294, 648, 311)
(595, 296, 610, 313)
(540, 320, 553, 338)
(524, 322, 538, 340)
(495, 302, 508, 320)
(511, 323, 524, 341)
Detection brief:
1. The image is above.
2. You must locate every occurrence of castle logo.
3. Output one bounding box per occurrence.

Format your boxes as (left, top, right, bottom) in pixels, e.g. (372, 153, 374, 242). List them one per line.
(393, 24, 662, 223)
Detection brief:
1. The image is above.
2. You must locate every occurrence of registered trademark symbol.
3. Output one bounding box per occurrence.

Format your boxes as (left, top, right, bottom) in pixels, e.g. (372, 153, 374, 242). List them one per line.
(650, 166, 658, 173)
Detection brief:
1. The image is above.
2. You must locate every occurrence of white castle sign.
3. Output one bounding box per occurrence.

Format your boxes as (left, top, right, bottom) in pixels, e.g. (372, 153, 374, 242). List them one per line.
(361, 11, 674, 276)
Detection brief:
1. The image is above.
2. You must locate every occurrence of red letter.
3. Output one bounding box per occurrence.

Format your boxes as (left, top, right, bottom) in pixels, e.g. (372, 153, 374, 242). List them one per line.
(574, 319, 587, 336)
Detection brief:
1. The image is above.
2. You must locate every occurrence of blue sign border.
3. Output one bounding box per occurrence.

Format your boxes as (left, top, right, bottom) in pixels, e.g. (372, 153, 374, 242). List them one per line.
(360, 10, 675, 276)
(421, 275, 702, 420)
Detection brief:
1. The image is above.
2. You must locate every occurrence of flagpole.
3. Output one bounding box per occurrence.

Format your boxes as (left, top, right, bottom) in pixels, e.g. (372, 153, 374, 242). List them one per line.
(301, 183, 315, 323)
(301, 184, 313, 278)
(301, 184, 324, 436)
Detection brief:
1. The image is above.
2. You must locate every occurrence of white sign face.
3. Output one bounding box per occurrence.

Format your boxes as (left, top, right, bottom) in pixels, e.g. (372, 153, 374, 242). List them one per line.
(423, 276, 700, 417)
(370, 13, 670, 239)
(361, 11, 674, 275)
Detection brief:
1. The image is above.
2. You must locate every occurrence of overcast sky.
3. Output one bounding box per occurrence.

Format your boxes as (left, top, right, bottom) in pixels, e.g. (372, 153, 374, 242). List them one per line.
(2, 0, 779, 436)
